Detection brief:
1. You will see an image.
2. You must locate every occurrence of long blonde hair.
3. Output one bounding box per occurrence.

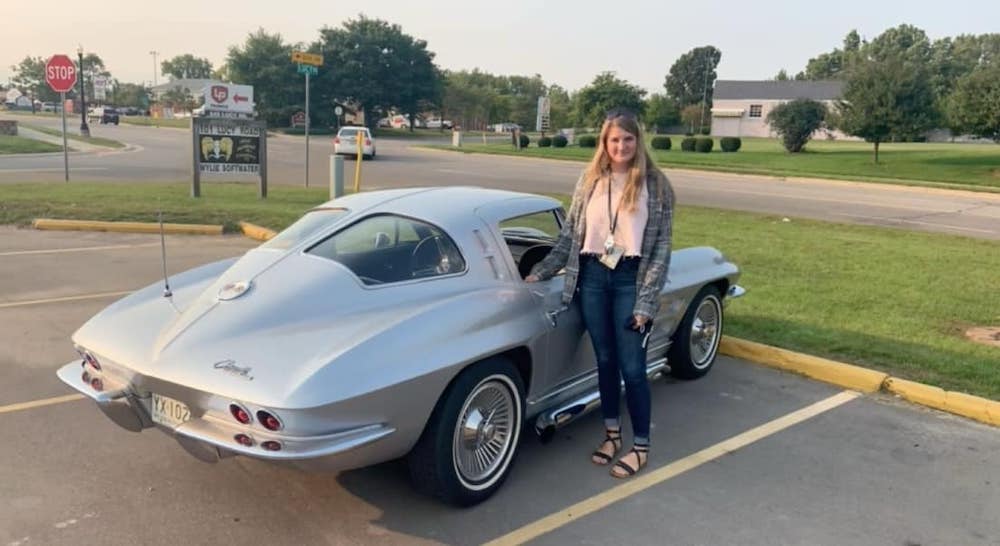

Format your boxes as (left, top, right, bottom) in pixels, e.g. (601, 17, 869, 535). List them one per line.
(582, 114, 667, 211)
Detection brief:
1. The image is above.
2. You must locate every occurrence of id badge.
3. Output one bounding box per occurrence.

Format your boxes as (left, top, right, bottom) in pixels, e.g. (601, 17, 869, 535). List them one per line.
(599, 244, 625, 269)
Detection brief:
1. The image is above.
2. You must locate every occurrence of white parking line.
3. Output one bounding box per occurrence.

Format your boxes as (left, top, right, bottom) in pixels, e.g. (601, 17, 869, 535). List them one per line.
(485, 390, 861, 546)
(0, 290, 134, 309)
(0, 242, 161, 257)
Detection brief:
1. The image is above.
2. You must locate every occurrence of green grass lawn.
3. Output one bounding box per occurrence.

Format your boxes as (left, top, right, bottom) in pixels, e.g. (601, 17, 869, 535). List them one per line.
(0, 135, 64, 154)
(1, 181, 997, 400)
(21, 123, 125, 149)
(442, 136, 1000, 192)
(121, 117, 190, 129)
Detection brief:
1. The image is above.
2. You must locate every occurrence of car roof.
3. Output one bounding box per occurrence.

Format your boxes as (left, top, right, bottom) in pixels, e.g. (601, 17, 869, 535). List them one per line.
(314, 187, 560, 231)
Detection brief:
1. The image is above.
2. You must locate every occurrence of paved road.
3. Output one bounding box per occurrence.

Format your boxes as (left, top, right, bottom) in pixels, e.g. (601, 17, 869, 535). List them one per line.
(1, 228, 998, 545)
(3, 114, 1000, 240)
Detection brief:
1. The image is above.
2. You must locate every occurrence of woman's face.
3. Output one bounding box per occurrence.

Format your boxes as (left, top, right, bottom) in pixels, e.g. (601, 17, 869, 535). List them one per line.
(605, 125, 637, 168)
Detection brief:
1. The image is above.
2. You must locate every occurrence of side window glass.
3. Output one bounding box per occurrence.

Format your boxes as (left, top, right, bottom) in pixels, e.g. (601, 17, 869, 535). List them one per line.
(260, 208, 348, 251)
(499, 209, 561, 279)
(307, 214, 465, 285)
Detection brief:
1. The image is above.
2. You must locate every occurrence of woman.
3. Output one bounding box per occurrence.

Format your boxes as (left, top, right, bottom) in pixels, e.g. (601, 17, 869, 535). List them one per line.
(527, 108, 674, 478)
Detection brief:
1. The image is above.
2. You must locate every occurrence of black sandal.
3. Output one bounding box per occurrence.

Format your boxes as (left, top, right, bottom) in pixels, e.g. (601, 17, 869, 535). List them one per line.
(611, 444, 649, 478)
(590, 428, 622, 466)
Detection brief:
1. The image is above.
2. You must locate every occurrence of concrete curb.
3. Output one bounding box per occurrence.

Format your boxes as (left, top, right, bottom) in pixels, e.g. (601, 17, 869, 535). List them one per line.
(238, 221, 277, 241)
(721, 336, 1000, 427)
(32, 218, 222, 236)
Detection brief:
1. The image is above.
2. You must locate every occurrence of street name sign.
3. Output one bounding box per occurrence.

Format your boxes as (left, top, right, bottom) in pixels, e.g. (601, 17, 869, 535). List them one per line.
(291, 51, 324, 66)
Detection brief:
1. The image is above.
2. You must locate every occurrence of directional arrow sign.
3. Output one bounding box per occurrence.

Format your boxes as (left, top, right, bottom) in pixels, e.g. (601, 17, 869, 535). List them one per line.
(292, 51, 323, 66)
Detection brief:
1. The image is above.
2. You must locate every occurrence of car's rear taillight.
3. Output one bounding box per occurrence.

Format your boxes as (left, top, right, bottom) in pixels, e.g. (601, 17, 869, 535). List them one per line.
(334, 137, 340, 144)
(90, 377, 104, 391)
(234, 434, 254, 447)
(261, 440, 282, 451)
(257, 410, 282, 431)
(365, 139, 371, 146)
(229, 403, 252, 424)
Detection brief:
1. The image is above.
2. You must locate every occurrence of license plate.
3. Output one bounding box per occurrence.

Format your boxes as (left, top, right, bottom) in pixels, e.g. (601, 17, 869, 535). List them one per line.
(151, 393, 191, 428)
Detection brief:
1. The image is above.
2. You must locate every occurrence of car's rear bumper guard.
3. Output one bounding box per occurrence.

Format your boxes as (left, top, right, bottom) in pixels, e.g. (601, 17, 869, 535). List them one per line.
(57, 359, 395, 464)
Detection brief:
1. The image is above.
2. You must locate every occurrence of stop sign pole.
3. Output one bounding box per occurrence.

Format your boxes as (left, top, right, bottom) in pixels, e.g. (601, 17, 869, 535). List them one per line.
(45, 54, 78, 182)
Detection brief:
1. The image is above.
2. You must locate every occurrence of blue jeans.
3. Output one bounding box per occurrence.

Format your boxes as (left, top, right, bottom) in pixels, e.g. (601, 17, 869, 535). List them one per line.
(578, 255, 651, 444)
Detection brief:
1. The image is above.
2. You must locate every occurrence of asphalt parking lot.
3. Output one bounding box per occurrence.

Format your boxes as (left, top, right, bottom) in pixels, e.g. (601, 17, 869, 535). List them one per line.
(1, 226, 998, 546)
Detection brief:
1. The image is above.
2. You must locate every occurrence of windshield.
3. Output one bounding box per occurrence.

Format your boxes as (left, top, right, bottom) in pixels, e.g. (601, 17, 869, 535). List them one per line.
(260, 208, 349, 251)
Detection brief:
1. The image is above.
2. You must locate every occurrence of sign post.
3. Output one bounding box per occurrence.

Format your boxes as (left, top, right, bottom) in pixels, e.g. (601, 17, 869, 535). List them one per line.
(45, 54, 78, 182)
(192, 117, 268, 198)
(292, 51, 323, 188)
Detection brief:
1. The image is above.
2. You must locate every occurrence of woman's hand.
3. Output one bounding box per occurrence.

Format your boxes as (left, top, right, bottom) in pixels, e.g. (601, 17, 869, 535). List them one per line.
(525, 274, 540, 283)
(629, 315, 649, 331)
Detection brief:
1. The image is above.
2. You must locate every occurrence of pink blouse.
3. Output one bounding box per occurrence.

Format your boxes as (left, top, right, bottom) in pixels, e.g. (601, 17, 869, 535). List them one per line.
(582, 172, 649, 257)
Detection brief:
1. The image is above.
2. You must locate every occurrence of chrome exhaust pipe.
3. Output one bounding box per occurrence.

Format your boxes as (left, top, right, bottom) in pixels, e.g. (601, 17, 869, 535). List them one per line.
(534, 359, 667, 441)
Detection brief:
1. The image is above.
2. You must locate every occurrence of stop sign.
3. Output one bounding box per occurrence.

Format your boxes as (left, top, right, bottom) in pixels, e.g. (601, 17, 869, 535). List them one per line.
(45, 55, 78, 93)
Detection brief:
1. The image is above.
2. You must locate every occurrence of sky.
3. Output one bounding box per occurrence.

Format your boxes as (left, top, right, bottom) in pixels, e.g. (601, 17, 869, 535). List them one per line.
(3, 0, 998, 94)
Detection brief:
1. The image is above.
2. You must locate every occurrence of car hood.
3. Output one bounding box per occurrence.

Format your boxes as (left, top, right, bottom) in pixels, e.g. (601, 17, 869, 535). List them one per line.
(72, 249, 458, 408)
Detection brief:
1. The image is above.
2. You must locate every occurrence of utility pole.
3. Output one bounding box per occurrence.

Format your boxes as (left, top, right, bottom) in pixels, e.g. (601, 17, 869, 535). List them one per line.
(699, 58, 711, 133)
(149, 51, 159, 87)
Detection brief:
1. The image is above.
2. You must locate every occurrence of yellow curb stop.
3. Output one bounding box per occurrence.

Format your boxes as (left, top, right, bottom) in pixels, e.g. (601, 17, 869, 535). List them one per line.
(720, 336, 888, 393)
(238, 221, 277, 241)
(722, 336, 999, 427)
(32, 218, 222, 236)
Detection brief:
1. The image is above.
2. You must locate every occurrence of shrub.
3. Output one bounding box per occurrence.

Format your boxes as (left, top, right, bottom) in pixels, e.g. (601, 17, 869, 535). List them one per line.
(518, 134, 530, 148)
(720, 137, 742, 152)
(650, 136, 672, 150)
(538, 136, 552, 148)
(695, 137, 714, 153)
(765, 98, 827, 152)
(552, 134, 568, 148)
(578, 134, 598, 148)
(684, 131, 694, 137)
(700, 127, 711, 135)
(680, 137, 697, 151)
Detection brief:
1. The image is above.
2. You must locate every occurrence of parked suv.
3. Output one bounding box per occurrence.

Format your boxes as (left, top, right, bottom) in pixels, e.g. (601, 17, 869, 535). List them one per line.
(100, 107, 120, 125)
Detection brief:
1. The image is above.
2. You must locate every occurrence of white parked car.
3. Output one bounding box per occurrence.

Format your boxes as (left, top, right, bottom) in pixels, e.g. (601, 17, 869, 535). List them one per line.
(333, 126, 376, 160)
(426, 118, 453, 129)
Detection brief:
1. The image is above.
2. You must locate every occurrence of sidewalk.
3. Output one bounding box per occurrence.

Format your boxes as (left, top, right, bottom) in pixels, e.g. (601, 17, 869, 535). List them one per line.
(16, 126, 109, 153)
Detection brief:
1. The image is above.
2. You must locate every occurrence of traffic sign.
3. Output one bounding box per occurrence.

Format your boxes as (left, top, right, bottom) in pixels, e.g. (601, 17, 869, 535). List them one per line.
(297, 64, 318, 76)
(45, 55, 77, 93)
(291, 51, 323, 66)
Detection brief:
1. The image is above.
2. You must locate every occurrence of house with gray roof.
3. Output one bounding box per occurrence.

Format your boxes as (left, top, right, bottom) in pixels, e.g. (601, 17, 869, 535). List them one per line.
(711, 80, 846, 139)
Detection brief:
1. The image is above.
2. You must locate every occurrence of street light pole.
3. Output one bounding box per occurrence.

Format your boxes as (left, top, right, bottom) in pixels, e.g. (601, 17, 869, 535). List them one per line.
(149, 51, 159, 87)
(77, 45, 90, 137)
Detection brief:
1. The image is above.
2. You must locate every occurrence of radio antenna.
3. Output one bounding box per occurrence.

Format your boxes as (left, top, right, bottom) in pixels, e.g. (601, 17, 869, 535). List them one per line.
(159, 209, 172, 298)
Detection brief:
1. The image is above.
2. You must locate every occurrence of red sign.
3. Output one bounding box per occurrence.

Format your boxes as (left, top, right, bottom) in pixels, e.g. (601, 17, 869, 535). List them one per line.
(45, 55, 78, 93)
(233, 94, 249, 103)
(211, 86, 229, 103)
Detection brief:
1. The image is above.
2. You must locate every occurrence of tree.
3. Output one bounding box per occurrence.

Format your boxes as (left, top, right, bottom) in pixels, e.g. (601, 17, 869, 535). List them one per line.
(797, 30, 862, 80)
(838, 58, 936, 162)
(442, 69, 497, 130)
(946, 65, 1000, 141)
(645, 93, 680, 133)
(111, 83, 150, 108)
(664, 46, 721, 109)
(10, 56, 59, 103)
(315, 15, 441, 130)
(575, 71, 646, 129)
(160, 86, 197, 111)
(680, 104, 704, 134)
(773, 69, 791, 81)
(161, 54, 214, 80)
(765, 99, 827, 152)
(545, 84, 573, 131)
(226, 29, 303, 126)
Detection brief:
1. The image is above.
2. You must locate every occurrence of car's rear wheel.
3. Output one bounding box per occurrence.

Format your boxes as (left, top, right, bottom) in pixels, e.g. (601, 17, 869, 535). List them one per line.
(408, 356, 524, 506)
(668, 285, 723, 379)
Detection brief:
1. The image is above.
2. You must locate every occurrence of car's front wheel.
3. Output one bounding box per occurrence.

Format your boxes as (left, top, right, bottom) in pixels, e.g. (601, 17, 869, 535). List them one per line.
(668, 285, 724, 379)
(408, 356, 524, 506)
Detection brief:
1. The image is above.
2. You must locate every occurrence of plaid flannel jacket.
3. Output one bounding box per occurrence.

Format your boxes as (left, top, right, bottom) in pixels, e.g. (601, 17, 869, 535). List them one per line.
(530, 170, 675, 319)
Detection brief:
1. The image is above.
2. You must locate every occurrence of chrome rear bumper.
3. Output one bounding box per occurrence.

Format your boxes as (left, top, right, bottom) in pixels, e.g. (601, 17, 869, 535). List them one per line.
(55, 360, 395, 471)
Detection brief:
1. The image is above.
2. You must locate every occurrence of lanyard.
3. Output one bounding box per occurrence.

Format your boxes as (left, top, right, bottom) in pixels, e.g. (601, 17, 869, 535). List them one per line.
(607, 174, 625, 235)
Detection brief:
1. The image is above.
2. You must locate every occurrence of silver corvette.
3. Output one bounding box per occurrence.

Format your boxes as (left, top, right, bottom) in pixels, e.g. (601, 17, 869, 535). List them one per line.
(57, 187, 744, 505)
